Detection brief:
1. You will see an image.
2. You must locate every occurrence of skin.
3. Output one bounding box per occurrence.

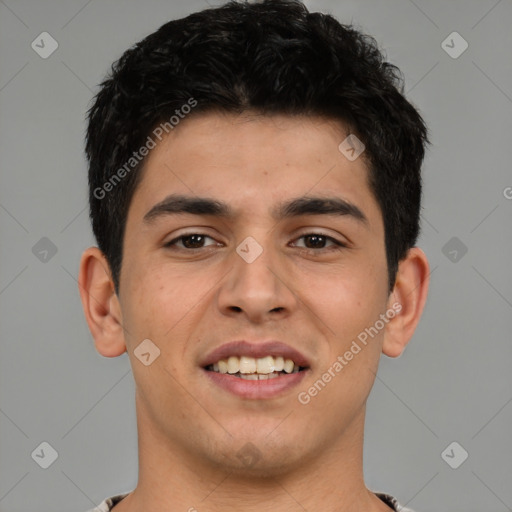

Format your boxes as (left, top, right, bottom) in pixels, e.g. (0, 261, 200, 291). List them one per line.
(79, 111, 429, 512)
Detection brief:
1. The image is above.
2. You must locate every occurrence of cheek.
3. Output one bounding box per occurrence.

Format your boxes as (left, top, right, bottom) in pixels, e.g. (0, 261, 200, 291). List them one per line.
(304, 257, 387, 335)
(121, 259, 212, 349)
(301, 266, 387, 413)
(119, 256, 166, 344)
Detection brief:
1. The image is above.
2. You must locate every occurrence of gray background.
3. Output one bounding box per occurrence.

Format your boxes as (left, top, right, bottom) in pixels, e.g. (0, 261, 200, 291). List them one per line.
(1, 0, 511, 511)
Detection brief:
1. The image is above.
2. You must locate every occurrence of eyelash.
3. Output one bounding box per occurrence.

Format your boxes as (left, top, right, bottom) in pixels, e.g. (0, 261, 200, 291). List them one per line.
(164, 232, 347, 253)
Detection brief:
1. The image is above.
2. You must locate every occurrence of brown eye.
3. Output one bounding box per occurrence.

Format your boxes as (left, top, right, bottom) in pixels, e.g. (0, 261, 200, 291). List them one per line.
(165, 233, 217, 250)
(292, 233, 345, 252)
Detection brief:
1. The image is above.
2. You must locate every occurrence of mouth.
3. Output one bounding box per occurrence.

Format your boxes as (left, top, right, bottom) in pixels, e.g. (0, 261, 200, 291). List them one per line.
(200, 341, 310, 399)
(205, 355, 307, 379)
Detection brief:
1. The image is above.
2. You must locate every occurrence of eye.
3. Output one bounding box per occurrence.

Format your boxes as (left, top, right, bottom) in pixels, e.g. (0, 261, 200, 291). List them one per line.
(292, 232, 346, 252)
(164, 233, 219, 250)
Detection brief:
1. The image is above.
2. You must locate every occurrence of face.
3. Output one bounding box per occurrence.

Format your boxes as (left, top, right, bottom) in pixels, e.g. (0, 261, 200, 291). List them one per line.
(117, 111, 392, 475)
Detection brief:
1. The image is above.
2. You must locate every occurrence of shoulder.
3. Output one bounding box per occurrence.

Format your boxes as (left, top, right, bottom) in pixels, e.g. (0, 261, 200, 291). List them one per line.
(82, 492, 131, 512)
(375, 492, 418, 512)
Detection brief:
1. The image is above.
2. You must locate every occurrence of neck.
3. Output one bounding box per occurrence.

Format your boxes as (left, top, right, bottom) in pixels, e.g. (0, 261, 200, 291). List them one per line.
(115, 393, 391, 512)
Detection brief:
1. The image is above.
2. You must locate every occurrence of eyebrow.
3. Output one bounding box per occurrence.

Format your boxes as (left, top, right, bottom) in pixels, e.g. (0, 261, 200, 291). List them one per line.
(143, 193, 369, 226)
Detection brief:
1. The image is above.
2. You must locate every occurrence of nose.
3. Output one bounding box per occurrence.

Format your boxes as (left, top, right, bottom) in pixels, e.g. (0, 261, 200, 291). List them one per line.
(216, 236, 298, 323)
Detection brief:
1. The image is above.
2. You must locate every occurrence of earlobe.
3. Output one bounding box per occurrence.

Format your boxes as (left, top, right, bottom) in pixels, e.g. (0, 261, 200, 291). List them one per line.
(382, 247, 430, 358)
(78, 247, 127, 357)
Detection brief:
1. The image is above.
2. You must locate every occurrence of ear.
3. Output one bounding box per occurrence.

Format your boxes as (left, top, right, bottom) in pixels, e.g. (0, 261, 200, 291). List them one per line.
(78, 247, 127, 357)
(382, 247, 430, 358)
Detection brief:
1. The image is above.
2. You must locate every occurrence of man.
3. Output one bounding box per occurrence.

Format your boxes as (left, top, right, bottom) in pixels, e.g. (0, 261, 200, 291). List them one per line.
(78, 0, 430, 510)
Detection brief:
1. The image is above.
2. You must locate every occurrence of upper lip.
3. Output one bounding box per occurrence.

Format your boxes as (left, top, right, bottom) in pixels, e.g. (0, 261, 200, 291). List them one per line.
(200, 340, 311, 368)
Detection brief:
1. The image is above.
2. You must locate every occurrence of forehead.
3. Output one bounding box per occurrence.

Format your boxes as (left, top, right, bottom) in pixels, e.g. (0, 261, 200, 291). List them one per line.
(128, 111, 381, 227)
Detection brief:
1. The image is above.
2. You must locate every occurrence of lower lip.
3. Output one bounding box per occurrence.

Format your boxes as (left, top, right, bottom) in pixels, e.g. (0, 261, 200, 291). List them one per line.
(203, 369, 308, 399)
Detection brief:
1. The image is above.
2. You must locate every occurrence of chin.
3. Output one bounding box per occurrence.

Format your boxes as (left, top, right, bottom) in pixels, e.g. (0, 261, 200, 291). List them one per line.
(226, 451, 302, 479)
(205, 435, 308, 479)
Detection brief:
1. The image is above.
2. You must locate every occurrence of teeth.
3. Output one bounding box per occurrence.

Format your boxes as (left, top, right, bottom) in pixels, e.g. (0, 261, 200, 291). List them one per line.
(256, 355, 274, 374)
(283, 358, 294, 373)
(211, 355, 301, 375)
(218, 359, 228, 374)
(239, 373, 280, 380)
(239, 356, 256, 374)
(241, 373, 259, 380)
(227, 356, 238, 374)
